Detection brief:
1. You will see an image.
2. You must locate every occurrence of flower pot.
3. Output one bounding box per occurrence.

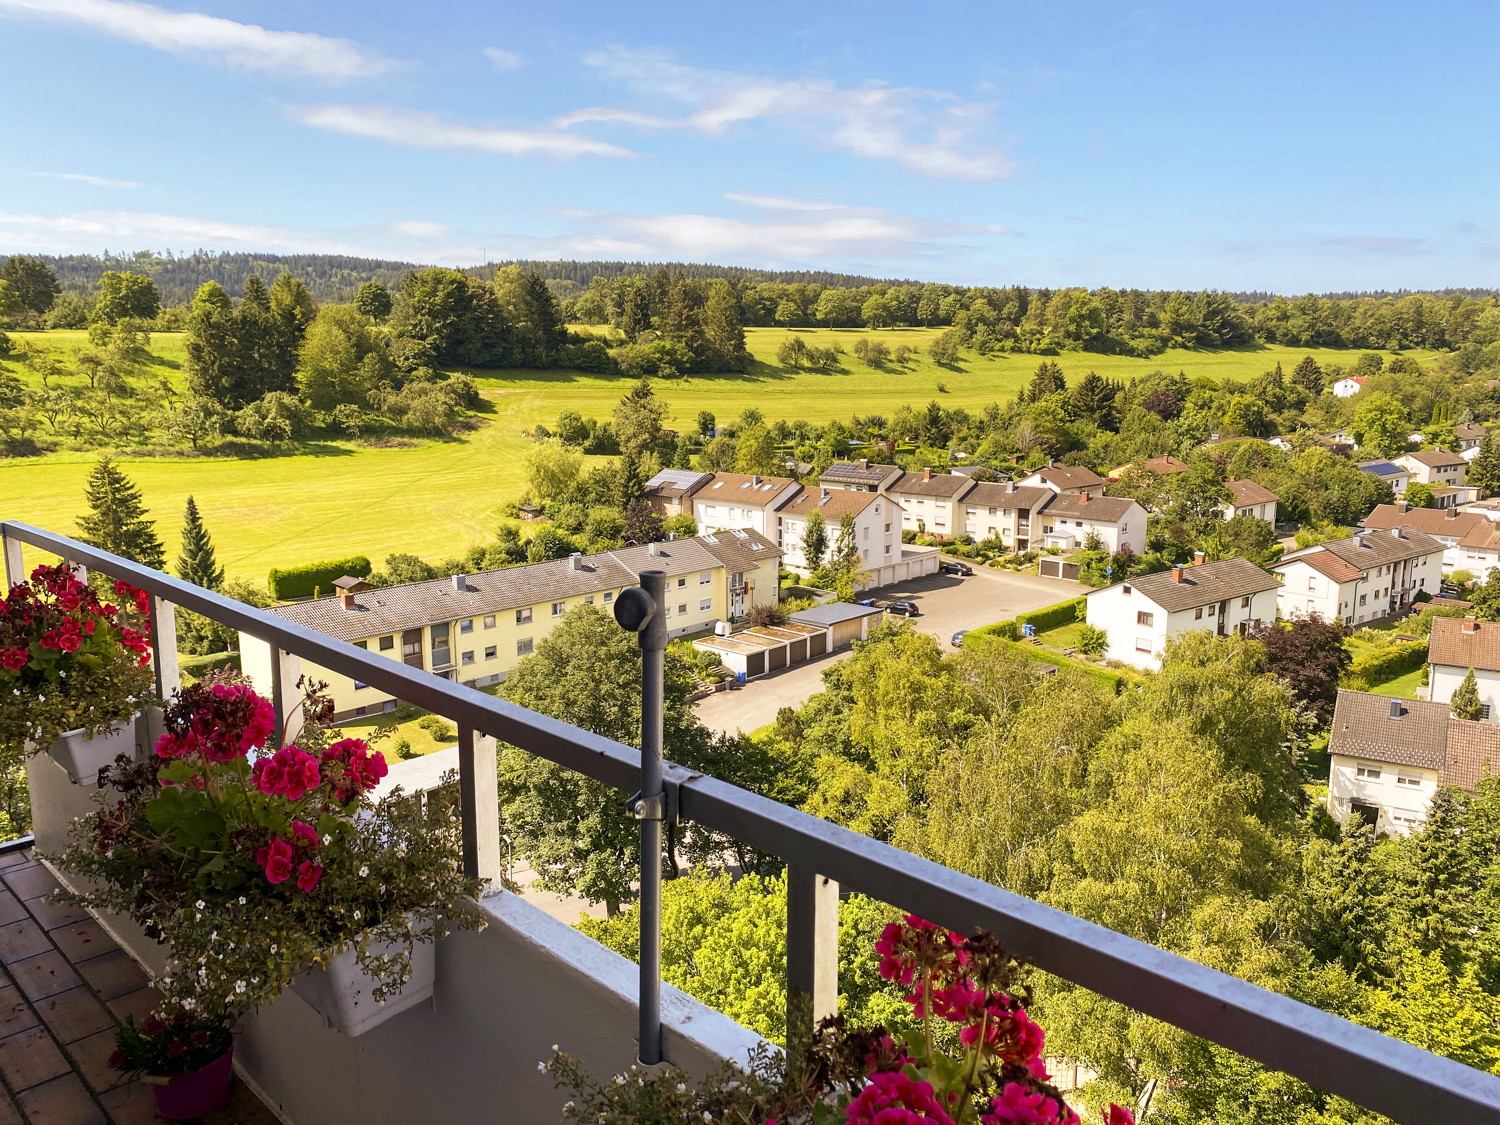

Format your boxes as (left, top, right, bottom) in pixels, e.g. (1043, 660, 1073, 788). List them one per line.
(291, 923, 435, 1037)
(45, 717, 138, 784)
(151, 1046, 234, 1120)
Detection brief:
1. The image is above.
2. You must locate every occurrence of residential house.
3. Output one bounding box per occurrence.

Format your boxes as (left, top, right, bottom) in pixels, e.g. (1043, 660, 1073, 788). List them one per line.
(817, 459, 903, 493)
(1272, 527, 1444, 625)
(240, 532, 782, 721)
(1359, 503, 1488, 570)
(1036, 491, 1147, 555)
(957, 482, 1063, 551)
(887, 469, 977, 536)
(642, 468, 712, 518)
(1395, 448, 1467, 488)
(1332, 375, 1368, 397)
(692, 473, 801, 536)
(773, 487, 897, 575)
(1016, 463, 1108, 495)
(1326, 689, 1500, 835)
(1358, 459, 1411, 496)
(1429, 616, 1500, 722)
(1142, 455, 1190, 476)
(1083, 556, 1280, 671)
(1223, 478, 1279, 524)
(1456, 522, 1500, 581)
(1458, 422, 1487, 452)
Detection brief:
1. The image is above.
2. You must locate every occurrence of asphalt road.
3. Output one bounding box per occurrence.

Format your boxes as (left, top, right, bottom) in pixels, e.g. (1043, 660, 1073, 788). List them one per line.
(694, 563, 1079, 735)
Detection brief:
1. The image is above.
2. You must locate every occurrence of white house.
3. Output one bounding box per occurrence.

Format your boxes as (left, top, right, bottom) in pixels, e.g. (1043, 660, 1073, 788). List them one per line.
(1223, 478, 1278, 524)
(1273, 527, 1444, 626)
(1458, 422, 1487, 452)
(1456, 523, 1500, 581)
(1325, 689, 1500, 836)
(1429, 616, 1500, 722)
(1357, 460, 1410, 496)
(957, 482, 1055, 551)
(818, 459, 904, 493)
(1083, 556, 1280, 671)
(692, 473, 802, 537)
(887, 470, 978, 537)
(1331, 375, 1368, 398)
(773, 487, 898, 576)
(1395, 448, 1467, 488)
(1358, 504, 1488, 571)
(1036, 491, 1147, 555)
(1016, 463, 1108, 496)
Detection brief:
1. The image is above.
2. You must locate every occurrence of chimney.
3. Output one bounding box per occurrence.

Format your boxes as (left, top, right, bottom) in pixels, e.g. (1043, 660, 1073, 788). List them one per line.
(1171, 564, 1184, 583)
(1193, 551, 1205, 566)
(451, 574, 465, 592)
(1464, 616, 1480, 634)
(649, 541, 660, 557)
(1006, 481, 1016, 493)
(1396, 501, 1409, 513)
(1390, 526, 1403, 538)
(1447, 509, 1458, 520)
(569, 552, 583, 571)
(1229, 475, 1236, 482)
(1079, 490, 1089, 504)
(923, 467, 933, 481)
(1356, 531, 1370, 548)
(340, 592, 356, 609)
(858, 458, 869, 470)
(820, 488, 830, 503)
(1389, 698, 1403, 720)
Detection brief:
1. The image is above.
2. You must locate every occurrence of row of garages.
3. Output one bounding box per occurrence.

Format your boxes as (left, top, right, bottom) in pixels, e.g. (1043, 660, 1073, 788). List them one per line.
(693, 602, 884, 681)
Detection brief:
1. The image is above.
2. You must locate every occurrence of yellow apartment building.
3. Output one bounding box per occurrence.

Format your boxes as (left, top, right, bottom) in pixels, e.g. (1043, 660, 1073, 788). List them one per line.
(240, 530, 782, 721)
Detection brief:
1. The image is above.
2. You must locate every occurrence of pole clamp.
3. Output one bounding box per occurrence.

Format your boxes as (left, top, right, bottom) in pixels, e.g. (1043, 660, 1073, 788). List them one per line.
(624, 765, 703, 826)
(624, 790, 666, 821)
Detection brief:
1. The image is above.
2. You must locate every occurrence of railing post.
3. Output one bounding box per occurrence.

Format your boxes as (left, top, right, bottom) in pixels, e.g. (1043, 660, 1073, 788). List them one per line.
(143, 594, 180, 750)
(614, 569, 667, 1066)
(786, 862, 839, 1063)
(457, 726, 502, 886)
(2, 532, 22, 590)
(268, 647, 303, 747)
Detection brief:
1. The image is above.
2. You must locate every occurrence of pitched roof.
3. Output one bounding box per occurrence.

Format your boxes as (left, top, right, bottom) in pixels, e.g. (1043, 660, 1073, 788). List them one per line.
(695, 528, 782, 572)
(1278, 527, 1445, 580)
(1038, 492, 1138, 522)
(1458, 423, 1487, 441)
(890, 471, 977, 499)
(775, 487, 881, 521)
(1360, 504, 1486, 539)
(961, 483, 1054, 511)
(1401, 448, 1466, 469)
(1458, 523, 1500, 551)
(1028, 464, 1106, 489)
(1142, 455, 1190, 475)
(819, 460, 902, 488)
(1226, 478, 1278, 506)
(1329, 689, 1448, 770)
(1358, 459, 1407, 477)
(643, 468, 712, 498)
(1089, 556, 1279, 613)
(1429, 615, 1500, 673)
(1441, 720, 1500, 790)
(696, 472, 798, 508)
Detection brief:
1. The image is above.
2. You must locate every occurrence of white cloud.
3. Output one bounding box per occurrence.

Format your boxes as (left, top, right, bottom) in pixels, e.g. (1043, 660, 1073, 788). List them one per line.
(292, 105, 636, 159)
(389, 220, 450, 237)
(0, 209, 380, 256)
(483, 46, 522, 71)
(32, 171, 142, 189)
(722, 191, 848, 213)
(0, 0, 393, 80)
(570, 45, 1013, 181)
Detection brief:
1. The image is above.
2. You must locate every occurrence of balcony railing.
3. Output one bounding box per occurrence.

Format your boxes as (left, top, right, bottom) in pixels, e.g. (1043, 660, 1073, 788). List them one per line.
(4, 518, 1500, 1125)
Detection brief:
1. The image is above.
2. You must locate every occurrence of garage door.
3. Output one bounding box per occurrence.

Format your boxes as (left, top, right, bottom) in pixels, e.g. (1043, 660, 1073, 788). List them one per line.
(768, 645, 787, 671)
(832, 619, 863, 648)
(748, 651, 766, 678)
(808, 632, 827, 657)
(789, 639, 807, 664)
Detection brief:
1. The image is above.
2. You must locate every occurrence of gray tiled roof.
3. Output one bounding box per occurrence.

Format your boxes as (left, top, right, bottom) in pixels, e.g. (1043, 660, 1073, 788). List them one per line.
(961, 483, 1054, 511)
(1039, 492, 1138, 522)
(1360, 505, 1485, 540)
(1029, 464, 1106, 489)
(1329, 689, 1448, 769)
(890, 472, 977, 499)
(696, 472, 798, 508)
(1093, 556, 1279, 613)
(1314, 527, 1445, 570)
(1402, 448, 1466, 469)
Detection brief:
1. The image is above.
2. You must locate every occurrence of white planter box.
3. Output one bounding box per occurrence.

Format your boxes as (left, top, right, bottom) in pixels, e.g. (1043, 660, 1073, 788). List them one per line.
(292, 923, 435, 1038)
(45, 718, 139, 784)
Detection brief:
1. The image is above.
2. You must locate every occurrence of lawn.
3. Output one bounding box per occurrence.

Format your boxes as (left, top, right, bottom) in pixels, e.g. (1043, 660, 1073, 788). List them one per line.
(0, 327, 1445, 584)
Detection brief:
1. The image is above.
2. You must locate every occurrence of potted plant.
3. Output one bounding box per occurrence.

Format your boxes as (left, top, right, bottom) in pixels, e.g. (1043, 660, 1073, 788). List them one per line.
(53, 672, 485, 1042)
(0, 565, 155, 782)
(108, 1010, 236, 1120)
(547, 916, 1137, 1125)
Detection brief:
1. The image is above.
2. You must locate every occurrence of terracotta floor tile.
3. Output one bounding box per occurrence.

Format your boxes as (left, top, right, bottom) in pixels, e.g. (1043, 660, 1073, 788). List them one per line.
(0, 1089, 21, 1125)
(9, 951, 83, 1002)
(27, 898, 91, 933)
(0, 894, 27, 929)
(0, 919, 56, 967)
(16, 1072, 106, 1125)
(0, 1025, 71, 1092)
(206, 1079, 283, 1124)
(104, 989, 162, 1028)
(66, 1028, 130, 1095)
(2, 866, 61, 903)
(48, 921, 117, 966)
(0, 987, 39, 1038)
(36, 989, 114, 1046)
(98, 1081, 156, 1125)
(73, 953, 147, 1003)
(0, 852, 33, 871)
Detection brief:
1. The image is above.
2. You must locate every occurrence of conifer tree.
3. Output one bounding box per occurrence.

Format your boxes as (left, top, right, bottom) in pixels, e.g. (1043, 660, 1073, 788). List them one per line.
(1451, 668, 1484, 721)
(176, 495, 224, 590)
(1470, 433, 1500, 497)
(1291, 355, 1324, 394)
(76, 456, 165, 569)
(701, 279, 750, 371)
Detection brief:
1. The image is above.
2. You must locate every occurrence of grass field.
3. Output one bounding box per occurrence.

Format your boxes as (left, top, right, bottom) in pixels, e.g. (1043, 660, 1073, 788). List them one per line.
(0, 327, 1445, 583)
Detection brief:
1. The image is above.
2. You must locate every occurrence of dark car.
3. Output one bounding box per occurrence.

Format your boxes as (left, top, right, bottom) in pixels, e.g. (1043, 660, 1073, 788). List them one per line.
(951, 630, 968, 647)
(940, 561, 974, 576)
(886, 600, 920, 617)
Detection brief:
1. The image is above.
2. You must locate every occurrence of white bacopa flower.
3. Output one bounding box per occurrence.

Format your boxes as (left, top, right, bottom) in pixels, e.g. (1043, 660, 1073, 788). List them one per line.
(181, 998, 196, 1010)
(564, 1103, 574, 1110)
(703, 1113, 713, 1123)
(235, 980, 246, 993)
(353, 909, 361, 920)
(359, 865, 369, 877)
(195, 900, 205, 909)
(323, 834, 332, 845)
(676, 1084, 687, 1092)
(270, 944, 277, 954)
(552, 1045, 559, 1052)
(537, 1062, 547, 1073)
(238, 897, 246, 905)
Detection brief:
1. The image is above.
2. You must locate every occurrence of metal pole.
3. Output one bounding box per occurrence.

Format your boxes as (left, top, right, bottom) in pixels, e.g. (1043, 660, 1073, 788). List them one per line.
(615, 569, 667, 1065)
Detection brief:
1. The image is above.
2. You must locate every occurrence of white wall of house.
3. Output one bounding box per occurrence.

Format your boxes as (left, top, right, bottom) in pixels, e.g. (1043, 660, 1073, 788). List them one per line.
(693, 482, 800, 536)
(1037, 505, 1147, 555)
(1225, 500, 1278, 524)
(1430, 663, 1500, 722)
(1457, 542, 1500, 581)
(959, 499, 1043, 550)
(892, 491, 964, 535)
(1332, 378, 1364, 397)
(1328, 753, 1436, 835)
(776, 498, 901, 574)
(1085, 582, 1277, 671)
(1273, 548, 1442, 626)
(1395, 454, 1466, 487)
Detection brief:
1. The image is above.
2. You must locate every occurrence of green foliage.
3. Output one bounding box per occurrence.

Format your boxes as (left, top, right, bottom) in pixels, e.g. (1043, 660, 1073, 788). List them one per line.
(1403, 481, 1436, 509)
(296, 303, 395, 411)
(92, 270, 160, 325)
(1350, 391, 1410, 457)
(76, 455, 166, 570)
(0, 256, 60, 315)
(1015, 597, 1086, 633)
(1451, 668, 1483, 721)
(177, 650, 241, 681)
(1076, 623, 1108, 655)
(265, 554, 371, 601)
(1342, 639, 1428, 691)
(353, 280, 392, 321)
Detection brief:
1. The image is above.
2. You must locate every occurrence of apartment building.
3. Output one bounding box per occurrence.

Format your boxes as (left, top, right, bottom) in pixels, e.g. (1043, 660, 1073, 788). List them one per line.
(1357, 460, 1411, 495)
(642, 468, 712, 517)
(692, 473, 801, 536)
(957, 482, 1054, 550)
(1455, 522, 1500, 581)
(1273, 527, 1444, 625)
(1015, 463, 1108, 496)
(1395, 448, 1467, 488)
(240, 531, 781, 721)
(887, 469, 976, 535)
(1036, 491, 1147, 555)
(774, 487, 897, 575)
(1223, 479, 1278, 524)
(1428, 616, 1500, 723)
(1359, 504, 1487, 571)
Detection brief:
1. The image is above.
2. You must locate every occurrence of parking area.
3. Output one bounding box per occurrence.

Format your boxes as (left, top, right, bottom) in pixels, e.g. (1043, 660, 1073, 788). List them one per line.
(694, 562, 1080, 735)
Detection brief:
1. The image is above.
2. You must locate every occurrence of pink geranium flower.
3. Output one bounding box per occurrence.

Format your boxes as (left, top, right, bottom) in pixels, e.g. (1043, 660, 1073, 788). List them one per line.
(844, 1071, 955, 1125)
(296, 860, 323, 893)
(980, 1083, 1079, 1125)
(259, 838, 294, 884)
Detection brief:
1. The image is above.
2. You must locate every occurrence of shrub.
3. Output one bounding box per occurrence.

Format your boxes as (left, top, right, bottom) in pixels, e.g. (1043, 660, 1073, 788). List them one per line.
(178, 651, 241, 682)
(963, 619, 1018, 642)
(393, 737, 416, 760)
(266, 555, 371, 601)
(417, 715, 457, 741)
(1015, 597, 1087, 634)
(1077, 624, 1108, 656)
(1342, 639, 1428, 690)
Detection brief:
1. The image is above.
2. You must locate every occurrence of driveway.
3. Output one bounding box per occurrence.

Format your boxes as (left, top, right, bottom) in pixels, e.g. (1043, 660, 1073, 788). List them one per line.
(694, 562, 1079, 735)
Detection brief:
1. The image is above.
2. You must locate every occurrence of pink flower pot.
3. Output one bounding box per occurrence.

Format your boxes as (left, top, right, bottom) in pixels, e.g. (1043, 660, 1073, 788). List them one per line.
(151, 1046, 233, 1120)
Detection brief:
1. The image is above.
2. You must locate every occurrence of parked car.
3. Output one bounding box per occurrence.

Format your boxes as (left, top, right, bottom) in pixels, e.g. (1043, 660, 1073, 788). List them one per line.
(940, 561, 974, 576)
(886, 600, 920, 617)
(951, 630, 968, 646)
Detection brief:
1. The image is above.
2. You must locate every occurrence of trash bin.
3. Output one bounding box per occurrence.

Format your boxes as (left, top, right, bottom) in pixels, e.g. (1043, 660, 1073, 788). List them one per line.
(737, 670, 746, 684)
(1022, 623, 1035, 637)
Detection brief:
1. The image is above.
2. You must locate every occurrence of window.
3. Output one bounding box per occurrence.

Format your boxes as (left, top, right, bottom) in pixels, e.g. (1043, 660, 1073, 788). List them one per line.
(1396, 773, 1422, 788)
(678, 603, 687, 615)
(1484, 704, 1494, 720)
(585, 595, 595, 605)
(484, 646, 497, 660)
(700, 598, 712, 612)
(354, 640, 367, 649)
(1122, 585, 1132, 596)
(379, 635, 394, 651)
(1137, 610, 1154, 626)
(516, 608, 532, 624)
(1392, 811, 1421, 827)
(483, 615, 495, 629)
(459, 619, 473, 634)
(1307, 578, 1316, 592)
(885, 523, 892, 533)
(461, 651, 474, 666)
(1356, 763, 1382, 780)
(1135, 637, 1153, 653)
(678, 577, 687, 588)
(516, 638, 534, 656)
(884, 544, 891, 555)
(354, 679, 368, 691)
(700, 571, 711, 585)
(863, 526, 869, 539)
(1240, 596, 1250, 608)
(1194, 607, 1203, 619)
(1359, 594, 1367, 607)
(989, 506, 998, 516)
(604, 591, 614, 603)
(551, 601, 565, 617)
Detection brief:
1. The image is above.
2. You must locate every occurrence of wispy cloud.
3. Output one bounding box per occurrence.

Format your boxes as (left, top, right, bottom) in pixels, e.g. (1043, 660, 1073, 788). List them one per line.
(389, 220, 450, 237)
(32, 171, 142, 189)
(0, 0, 393, 80)
(0, 209, 379, 255)
(1322, 236, 1427, 254)
(292, 105, 636, 159)
(565, 45, 1014, 181)
(721, 191, 846, 212)
(482, 46, 522, 71)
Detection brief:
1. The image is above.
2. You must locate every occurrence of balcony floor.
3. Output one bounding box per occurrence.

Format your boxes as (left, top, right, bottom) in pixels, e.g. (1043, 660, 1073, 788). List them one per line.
(0, 848, 280, 1125)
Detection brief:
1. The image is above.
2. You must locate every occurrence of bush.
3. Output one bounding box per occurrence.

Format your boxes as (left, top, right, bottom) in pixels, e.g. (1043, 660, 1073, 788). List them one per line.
(1343, 639, 1428, 690)
(267, 555, 372, 601)
(393, 737, 416, 760)
(178, 651, 241, 682)
(417, 715, 457, 741)
(1077, 624, 1108, 656)
(964, 619, 1019, 642)
(1015, 597, 1087, 634)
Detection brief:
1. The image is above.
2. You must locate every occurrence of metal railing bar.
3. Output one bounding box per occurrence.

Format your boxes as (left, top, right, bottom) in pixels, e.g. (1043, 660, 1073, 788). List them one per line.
(4, 521, 1499, 1123)
(0, 836, 35, 855)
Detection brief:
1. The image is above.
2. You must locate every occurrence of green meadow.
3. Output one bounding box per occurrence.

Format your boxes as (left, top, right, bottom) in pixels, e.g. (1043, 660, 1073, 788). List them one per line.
(0, 327, 1443, 582)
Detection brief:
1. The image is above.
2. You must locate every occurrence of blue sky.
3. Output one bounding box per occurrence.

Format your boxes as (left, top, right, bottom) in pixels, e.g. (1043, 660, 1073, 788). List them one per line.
(0, 0, 1495, 291)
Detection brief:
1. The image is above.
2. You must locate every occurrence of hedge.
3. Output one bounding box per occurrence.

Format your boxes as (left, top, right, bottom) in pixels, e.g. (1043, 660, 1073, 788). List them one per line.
(961, 633, 1124, 695)
(267, 555, 372, 601)
(965, 619, 1019, 642)
(178, 651, 241, 683)
(1343, 640, 1428, 691)
(1015, 597, 1087, 634)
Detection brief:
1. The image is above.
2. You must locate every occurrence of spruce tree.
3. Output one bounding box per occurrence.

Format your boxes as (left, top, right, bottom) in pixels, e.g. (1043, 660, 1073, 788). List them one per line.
(1452, 668, 1484, 721)
(1291, 355, 1324, 394)
(76, 456, 165, 569)
(701, 280, 748, 371)
(1470, 433, 1500, 497)
(176, 496, 224, 589)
